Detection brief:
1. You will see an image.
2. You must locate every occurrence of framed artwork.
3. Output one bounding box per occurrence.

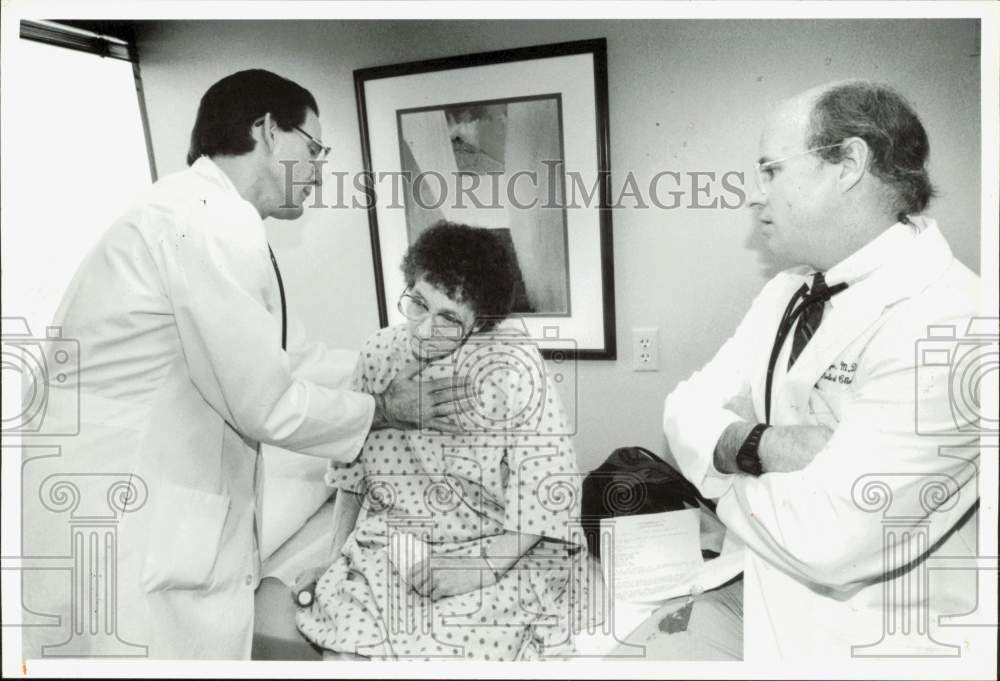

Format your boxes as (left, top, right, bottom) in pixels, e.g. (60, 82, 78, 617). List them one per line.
(354, 38, 615, 359)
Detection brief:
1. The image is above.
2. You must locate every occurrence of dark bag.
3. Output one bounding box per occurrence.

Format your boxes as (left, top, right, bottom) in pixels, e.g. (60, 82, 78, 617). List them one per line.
(581, 446, 717, 558)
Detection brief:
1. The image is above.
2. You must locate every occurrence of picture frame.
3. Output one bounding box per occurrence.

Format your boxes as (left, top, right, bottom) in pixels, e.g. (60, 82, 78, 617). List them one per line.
(354, 38, 615, 359)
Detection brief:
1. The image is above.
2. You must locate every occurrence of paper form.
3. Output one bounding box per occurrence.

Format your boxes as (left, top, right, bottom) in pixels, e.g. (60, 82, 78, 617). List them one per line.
(600, 508, 705, 603)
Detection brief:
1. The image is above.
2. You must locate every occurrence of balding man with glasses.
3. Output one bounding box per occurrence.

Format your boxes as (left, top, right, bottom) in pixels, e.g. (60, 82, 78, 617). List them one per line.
(662, 81, 984, 659)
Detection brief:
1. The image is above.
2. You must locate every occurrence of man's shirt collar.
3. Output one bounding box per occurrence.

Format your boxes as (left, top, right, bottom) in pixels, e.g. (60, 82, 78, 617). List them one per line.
(816, 218, 925, 297)
(190, 155, 241, 197)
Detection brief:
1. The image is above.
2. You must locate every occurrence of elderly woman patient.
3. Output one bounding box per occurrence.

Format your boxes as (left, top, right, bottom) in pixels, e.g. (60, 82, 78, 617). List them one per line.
(295, 221, 584, 660)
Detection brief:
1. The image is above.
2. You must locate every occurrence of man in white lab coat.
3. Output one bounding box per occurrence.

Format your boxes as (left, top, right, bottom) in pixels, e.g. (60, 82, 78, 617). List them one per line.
(663, 81, 987, 659)
(20, 70, 464, 659)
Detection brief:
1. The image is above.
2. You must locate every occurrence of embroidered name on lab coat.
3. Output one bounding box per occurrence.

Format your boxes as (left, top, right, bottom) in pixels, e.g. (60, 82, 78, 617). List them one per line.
(820, 361, 857, 385)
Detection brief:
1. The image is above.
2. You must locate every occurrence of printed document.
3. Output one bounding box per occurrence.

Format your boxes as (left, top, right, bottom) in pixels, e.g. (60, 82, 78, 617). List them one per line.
(600, 508, 709, 603)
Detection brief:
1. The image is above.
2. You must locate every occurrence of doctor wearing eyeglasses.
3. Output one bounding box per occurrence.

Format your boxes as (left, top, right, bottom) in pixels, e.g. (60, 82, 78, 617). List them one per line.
(21, 69, 466, 660)
(662, 81, 984, 659)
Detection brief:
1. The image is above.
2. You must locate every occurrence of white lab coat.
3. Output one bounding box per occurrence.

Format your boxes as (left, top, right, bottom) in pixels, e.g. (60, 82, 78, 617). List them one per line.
(663, 218, 984, 659)
(21, 157, 374, 659)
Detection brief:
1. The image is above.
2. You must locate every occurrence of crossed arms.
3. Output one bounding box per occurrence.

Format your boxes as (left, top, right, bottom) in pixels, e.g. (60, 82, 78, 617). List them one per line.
(662, 286, 978, 592)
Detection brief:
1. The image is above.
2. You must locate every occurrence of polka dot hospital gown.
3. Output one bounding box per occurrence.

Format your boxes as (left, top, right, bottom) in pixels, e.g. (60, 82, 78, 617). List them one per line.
(296, 323, 589, 660)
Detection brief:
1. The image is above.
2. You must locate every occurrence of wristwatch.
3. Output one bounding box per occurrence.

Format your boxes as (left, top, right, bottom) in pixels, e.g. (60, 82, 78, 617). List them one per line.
(736, 423, 770, 476)
(294, 581, 316, 607)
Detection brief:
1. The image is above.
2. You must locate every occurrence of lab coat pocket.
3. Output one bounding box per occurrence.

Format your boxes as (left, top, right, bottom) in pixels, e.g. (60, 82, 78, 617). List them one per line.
(808, 379, 851, 431)
(140, 482, 230, 593)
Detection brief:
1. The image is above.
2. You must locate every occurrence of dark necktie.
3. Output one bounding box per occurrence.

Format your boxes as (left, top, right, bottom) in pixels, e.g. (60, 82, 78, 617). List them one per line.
(267, 245, 287, 350)
(765, 274, 848, 423)
(788, 272, 829, 369)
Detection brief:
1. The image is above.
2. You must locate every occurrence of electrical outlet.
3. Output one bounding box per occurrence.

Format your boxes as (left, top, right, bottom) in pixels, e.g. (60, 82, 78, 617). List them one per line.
(632, 327, 659, 372)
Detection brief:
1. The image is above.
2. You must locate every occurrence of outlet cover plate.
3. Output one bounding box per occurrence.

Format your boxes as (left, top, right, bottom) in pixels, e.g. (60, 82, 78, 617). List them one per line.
(632, 327, 659, 372)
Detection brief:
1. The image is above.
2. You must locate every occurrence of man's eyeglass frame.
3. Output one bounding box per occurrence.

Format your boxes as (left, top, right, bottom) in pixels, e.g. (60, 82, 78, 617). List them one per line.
(253, 116, 331, 161)
(293, 126, 331, 161)
(753, 141, 845, 193)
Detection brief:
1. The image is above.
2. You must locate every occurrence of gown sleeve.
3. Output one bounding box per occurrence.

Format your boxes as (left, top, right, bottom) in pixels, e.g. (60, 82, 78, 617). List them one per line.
(465, 340, 581, 546)
(322, 326, 404, 494)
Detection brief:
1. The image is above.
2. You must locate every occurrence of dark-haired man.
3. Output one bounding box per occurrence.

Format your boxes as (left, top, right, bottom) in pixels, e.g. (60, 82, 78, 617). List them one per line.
(663, 81, 983, 658)
(21, 70, 465, 659)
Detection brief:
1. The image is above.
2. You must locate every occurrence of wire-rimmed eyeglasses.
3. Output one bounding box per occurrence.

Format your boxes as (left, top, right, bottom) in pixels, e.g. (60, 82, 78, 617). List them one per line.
(753, 142, 844, 192)
(397, 290, 474, 342)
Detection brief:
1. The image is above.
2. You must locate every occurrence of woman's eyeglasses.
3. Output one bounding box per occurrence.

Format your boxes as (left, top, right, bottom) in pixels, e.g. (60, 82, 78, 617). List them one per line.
(397, 291, 472, 341)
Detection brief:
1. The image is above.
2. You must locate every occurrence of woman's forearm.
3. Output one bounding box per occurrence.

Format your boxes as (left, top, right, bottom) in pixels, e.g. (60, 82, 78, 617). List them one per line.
(331, 490, 362, 554)
(482, 531, 542, 578)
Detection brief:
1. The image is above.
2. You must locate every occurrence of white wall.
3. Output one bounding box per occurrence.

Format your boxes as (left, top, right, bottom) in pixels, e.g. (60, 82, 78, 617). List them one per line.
(136, 19, 981, 473)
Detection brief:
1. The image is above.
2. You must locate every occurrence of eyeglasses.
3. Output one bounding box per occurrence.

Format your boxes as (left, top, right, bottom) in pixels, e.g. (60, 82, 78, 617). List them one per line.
(294, 126, 331, 161)
(753, 142, 844, 192)
(253, 116, 331, 161)
(397, 290, 473, 342)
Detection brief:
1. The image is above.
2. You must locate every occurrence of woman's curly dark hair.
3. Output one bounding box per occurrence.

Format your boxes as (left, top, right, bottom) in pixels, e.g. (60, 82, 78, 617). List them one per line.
(401, 221, 517, 331)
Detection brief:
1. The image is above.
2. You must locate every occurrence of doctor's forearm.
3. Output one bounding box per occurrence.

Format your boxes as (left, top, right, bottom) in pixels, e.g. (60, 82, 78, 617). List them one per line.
(369, 392, 391, 430)
(760, 425, 833, 472)
(714, 422, 833, 474)
(713, 420, 755, 473)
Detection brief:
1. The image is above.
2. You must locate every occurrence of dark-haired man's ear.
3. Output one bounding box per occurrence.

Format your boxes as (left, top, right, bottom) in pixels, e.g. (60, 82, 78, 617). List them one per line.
(254, 112, 277, 155)
(837, 136, 869, 194)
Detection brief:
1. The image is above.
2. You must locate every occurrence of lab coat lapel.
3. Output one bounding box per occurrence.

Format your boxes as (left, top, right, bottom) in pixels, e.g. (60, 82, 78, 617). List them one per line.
(750, 269, 810, 422)
(779, 285, 887, 418)
(777, 223, 953, 421)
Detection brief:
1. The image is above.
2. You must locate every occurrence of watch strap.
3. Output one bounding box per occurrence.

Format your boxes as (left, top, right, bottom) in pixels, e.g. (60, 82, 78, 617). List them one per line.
(736, 423, 769, 476)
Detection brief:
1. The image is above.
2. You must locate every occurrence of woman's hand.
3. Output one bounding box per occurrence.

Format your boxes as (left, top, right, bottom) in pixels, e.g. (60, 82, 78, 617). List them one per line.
(407, 556, 495, 600)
